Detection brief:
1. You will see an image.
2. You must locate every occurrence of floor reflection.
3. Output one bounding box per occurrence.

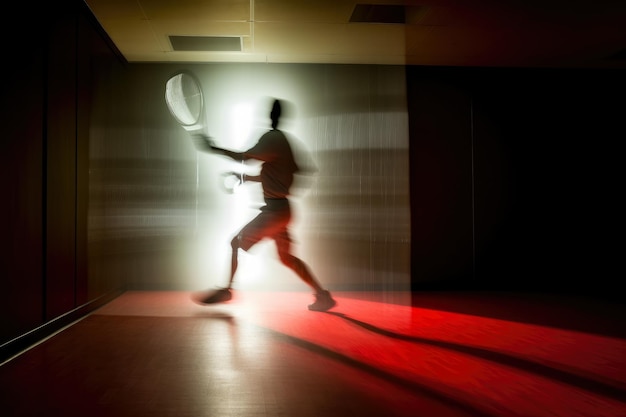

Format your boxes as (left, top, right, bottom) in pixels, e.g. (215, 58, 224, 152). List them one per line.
(1, 291, 624, 417)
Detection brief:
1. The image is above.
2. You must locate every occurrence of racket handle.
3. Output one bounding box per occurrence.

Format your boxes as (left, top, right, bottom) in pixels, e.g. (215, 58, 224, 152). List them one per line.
(191, 134, 215, 152)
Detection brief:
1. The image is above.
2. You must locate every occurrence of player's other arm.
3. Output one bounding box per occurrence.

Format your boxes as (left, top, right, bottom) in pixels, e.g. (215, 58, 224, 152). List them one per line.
(243, 174, 261, 182)
(224, 172, 260, 183)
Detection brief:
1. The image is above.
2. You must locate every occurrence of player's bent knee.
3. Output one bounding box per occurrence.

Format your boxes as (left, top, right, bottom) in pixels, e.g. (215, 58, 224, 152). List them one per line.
(233, 235, 255, 252)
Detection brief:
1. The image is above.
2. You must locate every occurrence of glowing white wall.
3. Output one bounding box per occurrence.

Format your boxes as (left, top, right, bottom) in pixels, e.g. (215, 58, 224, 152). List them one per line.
(88, 63, 410, 293)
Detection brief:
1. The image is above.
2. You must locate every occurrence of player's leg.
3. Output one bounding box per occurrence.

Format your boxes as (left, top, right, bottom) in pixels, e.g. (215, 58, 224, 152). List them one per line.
(192, 214, 266, 305)
(232, 208, 287, 281)
(227, 234, 241, 289)
(275, 229, 320, 291)
(275, 228, 336, 311)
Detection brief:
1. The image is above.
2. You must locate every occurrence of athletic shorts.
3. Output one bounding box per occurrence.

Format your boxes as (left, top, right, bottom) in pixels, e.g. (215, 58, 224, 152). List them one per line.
(237, 198, 292, 253)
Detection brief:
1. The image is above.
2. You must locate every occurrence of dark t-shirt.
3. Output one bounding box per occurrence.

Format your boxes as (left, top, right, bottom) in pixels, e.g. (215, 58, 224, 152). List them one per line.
(244, 129, 298, 199)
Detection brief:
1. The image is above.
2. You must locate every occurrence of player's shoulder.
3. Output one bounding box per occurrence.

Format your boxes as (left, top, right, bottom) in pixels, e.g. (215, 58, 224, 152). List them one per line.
(261, 129, 288, 140)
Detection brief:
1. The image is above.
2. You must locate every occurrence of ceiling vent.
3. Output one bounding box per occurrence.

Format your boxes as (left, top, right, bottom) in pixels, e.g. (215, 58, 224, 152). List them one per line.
(349, 4, 406, 24)
(169, 36, 242, 52)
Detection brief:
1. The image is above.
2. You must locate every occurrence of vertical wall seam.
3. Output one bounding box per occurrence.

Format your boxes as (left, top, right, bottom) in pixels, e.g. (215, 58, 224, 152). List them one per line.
(470, 96, 476, 280)
(42, 37, 49, 322)
(74, 11, 79, 307)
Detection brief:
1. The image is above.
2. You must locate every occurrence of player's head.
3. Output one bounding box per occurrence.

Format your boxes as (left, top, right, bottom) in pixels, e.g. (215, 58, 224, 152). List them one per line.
(270, 99, 282, 129)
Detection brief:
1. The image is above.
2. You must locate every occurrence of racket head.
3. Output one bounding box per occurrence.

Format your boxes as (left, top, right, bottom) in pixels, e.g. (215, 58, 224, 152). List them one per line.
(165, 71, 204, 130)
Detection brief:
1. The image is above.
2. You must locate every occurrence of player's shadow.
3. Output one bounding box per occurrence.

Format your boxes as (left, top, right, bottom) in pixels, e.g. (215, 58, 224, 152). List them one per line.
(324, 311, 626, 403)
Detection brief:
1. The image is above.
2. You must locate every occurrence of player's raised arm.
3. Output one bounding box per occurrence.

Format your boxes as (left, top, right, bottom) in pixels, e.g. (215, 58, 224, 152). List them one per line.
(191, 134, 245, 161)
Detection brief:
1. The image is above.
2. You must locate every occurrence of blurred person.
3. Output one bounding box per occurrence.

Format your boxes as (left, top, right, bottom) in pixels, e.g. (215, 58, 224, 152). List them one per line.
(191, 98, 336, 312)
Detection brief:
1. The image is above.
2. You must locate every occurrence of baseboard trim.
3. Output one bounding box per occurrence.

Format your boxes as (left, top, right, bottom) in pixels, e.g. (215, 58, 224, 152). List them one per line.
(0, 289, 125, 365)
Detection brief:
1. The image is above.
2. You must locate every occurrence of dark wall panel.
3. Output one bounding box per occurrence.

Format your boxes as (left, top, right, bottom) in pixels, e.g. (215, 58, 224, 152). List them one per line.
(407, 68, 474, 288)
(406, 66, 624, 300)
(75, 7, 94, 307)
(471, 69, 624, 297)
(471, 71, 555, 290)
(0, 13, 46, 344)
(46, 4, 79, 320)
(1, 0, 128, 352)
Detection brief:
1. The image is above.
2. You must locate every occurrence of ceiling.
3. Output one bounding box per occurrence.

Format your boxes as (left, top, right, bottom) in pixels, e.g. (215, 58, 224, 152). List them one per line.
(84, 0, 626, 68)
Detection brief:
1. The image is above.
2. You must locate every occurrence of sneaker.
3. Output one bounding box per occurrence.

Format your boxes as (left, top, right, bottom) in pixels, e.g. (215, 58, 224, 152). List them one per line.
(194, 288, 232, 304)
(308, 290, 336, 312)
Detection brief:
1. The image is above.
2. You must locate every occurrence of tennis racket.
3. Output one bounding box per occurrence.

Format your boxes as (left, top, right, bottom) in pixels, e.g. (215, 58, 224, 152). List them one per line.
(165, 71, 243, 194)
(165, 71, 206, 135)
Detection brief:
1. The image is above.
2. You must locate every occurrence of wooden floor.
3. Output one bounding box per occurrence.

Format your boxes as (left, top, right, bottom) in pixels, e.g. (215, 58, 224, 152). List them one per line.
(1, 290, 625, 417)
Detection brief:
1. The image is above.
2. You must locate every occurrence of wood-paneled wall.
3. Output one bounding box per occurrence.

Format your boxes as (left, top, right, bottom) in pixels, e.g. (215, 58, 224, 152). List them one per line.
(0, 0, 126, 360)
